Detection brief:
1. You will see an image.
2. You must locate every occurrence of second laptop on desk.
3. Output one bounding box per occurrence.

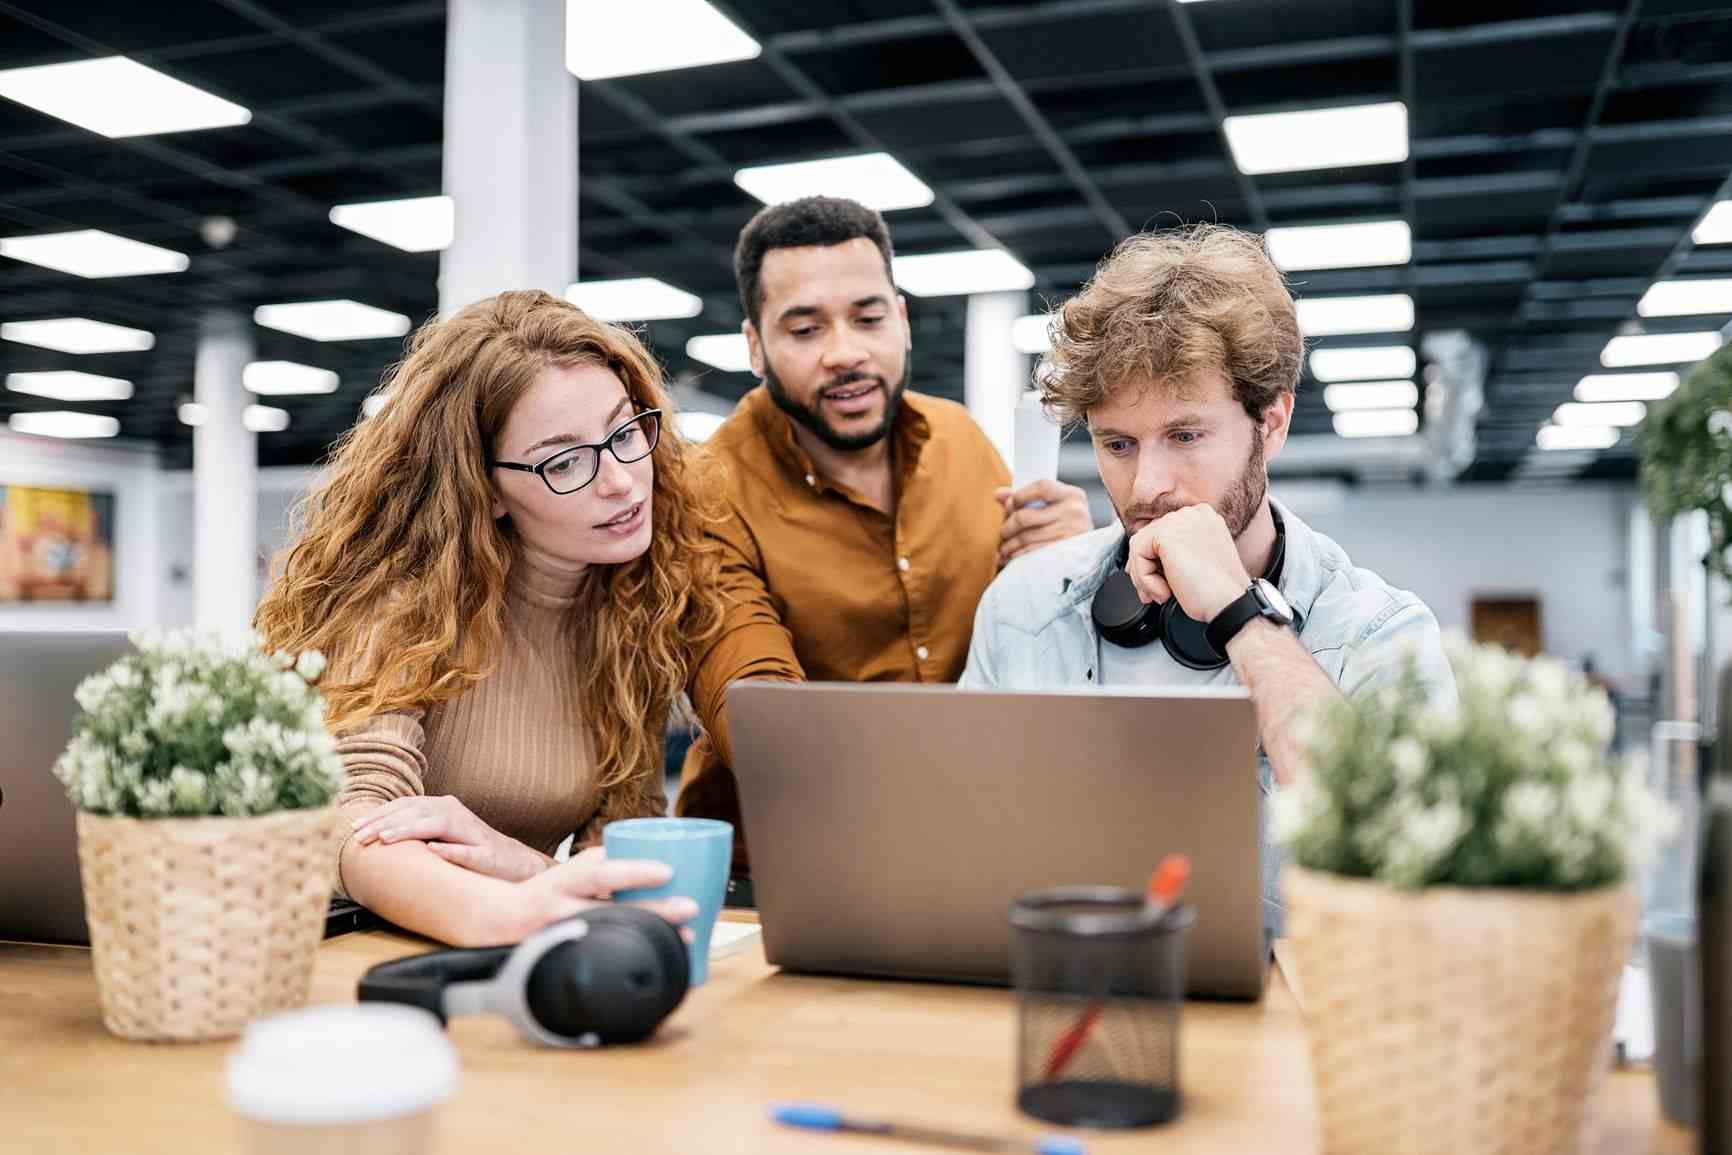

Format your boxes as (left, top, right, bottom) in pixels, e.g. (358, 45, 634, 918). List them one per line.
(726, 682, 1268, 1000)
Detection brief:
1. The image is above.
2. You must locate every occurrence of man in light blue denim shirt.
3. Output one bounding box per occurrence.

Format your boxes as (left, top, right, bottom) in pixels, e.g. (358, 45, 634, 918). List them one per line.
(961, 225, 1456, 935)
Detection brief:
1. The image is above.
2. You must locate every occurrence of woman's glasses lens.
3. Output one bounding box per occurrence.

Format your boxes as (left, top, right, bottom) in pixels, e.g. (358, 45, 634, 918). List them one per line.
(543, 446, 599, 493)
(542, 410, 660, 494)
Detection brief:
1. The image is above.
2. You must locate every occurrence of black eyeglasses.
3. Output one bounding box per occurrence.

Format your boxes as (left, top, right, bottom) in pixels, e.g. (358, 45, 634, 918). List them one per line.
(487, 409, 661, 495)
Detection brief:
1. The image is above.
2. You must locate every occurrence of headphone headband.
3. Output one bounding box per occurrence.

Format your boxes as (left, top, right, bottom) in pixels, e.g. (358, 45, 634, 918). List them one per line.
(358, 944, 512, 1025)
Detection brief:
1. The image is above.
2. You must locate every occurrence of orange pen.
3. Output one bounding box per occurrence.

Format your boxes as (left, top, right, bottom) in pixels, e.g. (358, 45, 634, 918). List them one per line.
(1041, 855, 1191, 1083)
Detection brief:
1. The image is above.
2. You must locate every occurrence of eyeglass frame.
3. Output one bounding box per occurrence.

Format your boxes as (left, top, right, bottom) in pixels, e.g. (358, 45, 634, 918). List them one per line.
(485, 407, 662, 495)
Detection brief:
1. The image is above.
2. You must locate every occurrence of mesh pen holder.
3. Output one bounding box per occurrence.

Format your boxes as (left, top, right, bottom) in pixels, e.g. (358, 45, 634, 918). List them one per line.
(1009, 886, 1195, 1129)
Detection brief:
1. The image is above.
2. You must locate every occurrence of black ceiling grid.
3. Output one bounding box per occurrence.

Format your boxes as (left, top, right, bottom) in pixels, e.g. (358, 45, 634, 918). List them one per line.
(0, 0, 1727, 475)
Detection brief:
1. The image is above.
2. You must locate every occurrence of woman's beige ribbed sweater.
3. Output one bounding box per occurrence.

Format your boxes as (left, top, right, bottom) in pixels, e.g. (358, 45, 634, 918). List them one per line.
(332, 553, 665, 894)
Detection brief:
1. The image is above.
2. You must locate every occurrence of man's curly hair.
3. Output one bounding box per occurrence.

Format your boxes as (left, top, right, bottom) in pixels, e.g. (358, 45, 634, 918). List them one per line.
(1041, 224, 1304, 425)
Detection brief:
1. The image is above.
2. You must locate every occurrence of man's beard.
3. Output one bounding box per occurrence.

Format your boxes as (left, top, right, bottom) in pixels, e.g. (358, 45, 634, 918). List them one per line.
(763, 350, 911, 453)
(1120, 424, 1267, 540)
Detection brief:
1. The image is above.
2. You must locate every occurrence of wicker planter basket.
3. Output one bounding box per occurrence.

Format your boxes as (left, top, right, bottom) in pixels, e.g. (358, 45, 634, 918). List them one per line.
(1283, 866, 1635, 1155)
(76, 806, 345, 1042)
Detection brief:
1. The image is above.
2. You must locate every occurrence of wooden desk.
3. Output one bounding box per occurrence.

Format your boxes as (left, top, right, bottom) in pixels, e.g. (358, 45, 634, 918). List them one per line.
(0, 924, 1691, 1154)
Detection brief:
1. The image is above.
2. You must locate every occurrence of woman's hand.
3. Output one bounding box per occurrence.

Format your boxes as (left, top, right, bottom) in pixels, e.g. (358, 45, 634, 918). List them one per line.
(351, 795, 552, 883)
(486, 847, 699, 945)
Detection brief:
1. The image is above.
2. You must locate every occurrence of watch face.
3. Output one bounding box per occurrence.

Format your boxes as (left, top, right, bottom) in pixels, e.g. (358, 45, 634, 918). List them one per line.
(1257, 579, 1294, 622)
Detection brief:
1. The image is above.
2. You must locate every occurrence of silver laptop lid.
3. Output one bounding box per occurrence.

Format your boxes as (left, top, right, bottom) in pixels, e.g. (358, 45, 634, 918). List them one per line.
(0, 631, 135, 945)
(726, 681, 1267, 1000)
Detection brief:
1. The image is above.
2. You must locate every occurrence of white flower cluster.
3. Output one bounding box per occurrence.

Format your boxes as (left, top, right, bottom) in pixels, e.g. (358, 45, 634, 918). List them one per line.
(1274, 632, 1674, 892)
(52, 630, 343, 819)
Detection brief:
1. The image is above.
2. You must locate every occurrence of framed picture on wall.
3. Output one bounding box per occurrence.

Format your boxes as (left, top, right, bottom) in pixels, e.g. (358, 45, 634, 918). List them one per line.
(0, 485, 116, 604)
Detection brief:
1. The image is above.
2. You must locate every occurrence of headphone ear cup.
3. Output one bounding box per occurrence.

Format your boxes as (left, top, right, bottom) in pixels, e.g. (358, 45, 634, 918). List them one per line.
(1159, 599, 1229, 671)
(581, 905, 689, 1016)
(1092, 569, 1163, 649)
(523, 907, 689, 1045)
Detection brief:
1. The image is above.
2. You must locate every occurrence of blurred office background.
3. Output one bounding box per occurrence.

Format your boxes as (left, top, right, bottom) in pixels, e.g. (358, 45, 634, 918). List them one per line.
(0, 0, 1729, 754)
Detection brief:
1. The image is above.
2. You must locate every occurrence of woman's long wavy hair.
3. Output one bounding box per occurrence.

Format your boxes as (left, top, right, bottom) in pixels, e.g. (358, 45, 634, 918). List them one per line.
(255, 290, 724, 807)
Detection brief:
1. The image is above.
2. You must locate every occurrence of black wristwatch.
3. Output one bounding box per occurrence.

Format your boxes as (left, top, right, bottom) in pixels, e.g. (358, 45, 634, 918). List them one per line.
(1205, 578, 1296, 655)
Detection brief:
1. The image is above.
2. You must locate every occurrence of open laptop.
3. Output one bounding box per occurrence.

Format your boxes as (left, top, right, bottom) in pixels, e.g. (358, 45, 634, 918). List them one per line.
(0, 631, 371, 945)
(727, 681, 1268, 1000)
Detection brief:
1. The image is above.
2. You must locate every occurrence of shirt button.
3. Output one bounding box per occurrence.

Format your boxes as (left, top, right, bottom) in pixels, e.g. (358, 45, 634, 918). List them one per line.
(804, 473, 816, 487)
(898, 557, 911, 572)
(916, 645, 930, 661)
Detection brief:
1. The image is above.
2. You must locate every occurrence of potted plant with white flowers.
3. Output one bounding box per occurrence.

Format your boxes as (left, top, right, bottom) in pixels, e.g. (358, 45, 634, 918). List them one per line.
(53, 630, 346, 1042)
(1275, 634, 1672, 1155)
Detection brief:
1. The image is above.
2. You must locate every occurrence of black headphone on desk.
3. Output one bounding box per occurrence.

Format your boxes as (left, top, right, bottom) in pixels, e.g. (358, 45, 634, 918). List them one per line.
(357, 906, 688, 1047)
(1091, 507, 1301, 670)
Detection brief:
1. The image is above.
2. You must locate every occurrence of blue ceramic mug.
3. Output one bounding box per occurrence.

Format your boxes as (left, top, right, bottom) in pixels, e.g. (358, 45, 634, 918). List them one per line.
(603, 817, 734, 985)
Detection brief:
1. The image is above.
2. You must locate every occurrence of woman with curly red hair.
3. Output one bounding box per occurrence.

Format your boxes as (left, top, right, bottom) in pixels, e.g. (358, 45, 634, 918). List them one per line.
(256, 289, 724, 946)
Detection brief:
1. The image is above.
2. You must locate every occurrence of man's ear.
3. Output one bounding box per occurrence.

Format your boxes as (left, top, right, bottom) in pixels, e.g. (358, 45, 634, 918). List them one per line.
(1261, 392, 1296, 461)
(743, 318, 765, 380)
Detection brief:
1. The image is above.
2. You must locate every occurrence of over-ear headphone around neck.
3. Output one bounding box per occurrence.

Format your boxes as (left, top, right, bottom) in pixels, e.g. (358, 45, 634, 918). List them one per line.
(1091, 506, 1300, 669)
(357, 905, 688, 1048)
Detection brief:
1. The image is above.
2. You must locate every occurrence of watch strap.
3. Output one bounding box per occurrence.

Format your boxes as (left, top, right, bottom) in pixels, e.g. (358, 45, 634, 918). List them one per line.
(1205, 581, 1286, 655)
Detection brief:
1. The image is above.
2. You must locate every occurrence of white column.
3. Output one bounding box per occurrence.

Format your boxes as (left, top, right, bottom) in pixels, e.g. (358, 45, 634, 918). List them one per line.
(439, 0, 578, 313)
(964, 290, 1030, 470)
(192, 309, 257, 638)
(1630, 498, 1659, 682)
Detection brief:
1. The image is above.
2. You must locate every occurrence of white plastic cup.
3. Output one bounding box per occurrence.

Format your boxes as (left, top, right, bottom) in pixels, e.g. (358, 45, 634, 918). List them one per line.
(225, 1004, 458, 1155)
(1011, 392, 1061, 493)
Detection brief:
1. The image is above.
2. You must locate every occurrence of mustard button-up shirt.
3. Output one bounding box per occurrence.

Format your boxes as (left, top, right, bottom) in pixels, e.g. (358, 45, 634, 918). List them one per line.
(678, 385, 1011, 868)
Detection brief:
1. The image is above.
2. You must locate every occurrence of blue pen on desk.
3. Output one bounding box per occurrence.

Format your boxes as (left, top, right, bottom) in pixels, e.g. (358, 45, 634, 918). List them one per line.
(770, 1103, 1087, 1155)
